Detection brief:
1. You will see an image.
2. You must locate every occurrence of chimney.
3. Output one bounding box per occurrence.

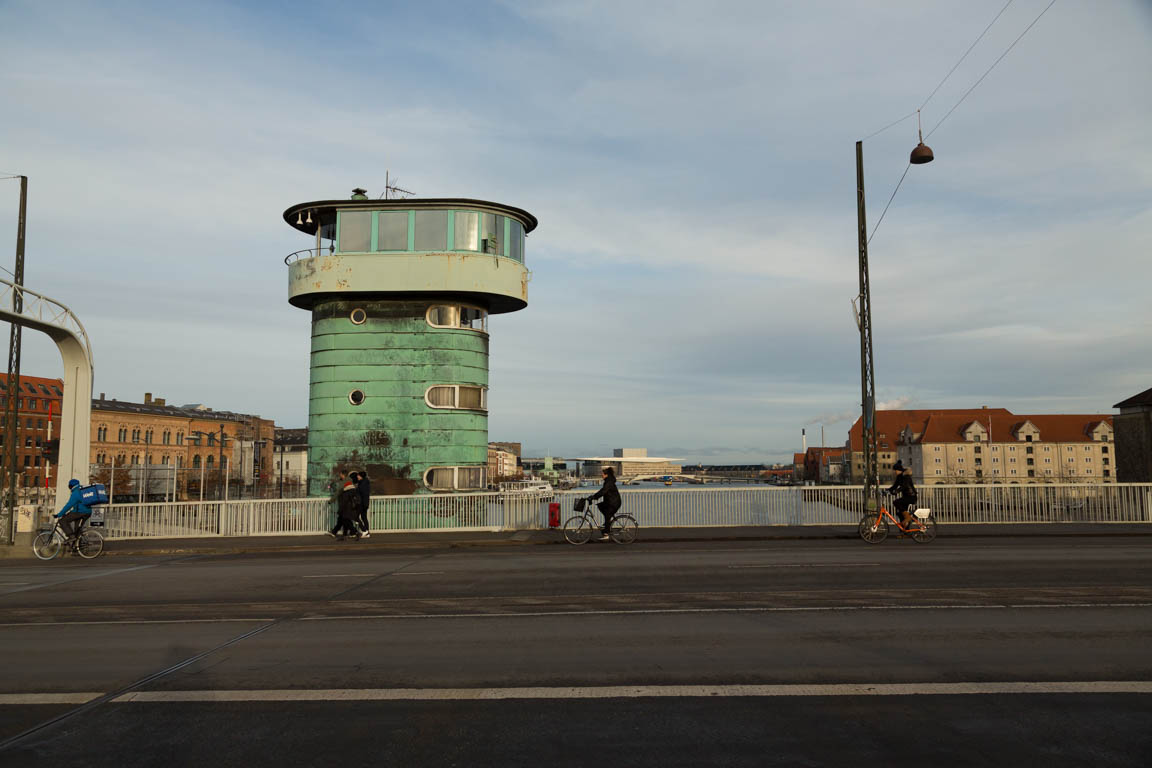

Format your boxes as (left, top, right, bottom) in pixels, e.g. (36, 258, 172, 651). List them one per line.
(802, 428, 807, 453)
(155, 398, 165, 406)
(144, 393, 152, 404)
(99, 392, 105, 401)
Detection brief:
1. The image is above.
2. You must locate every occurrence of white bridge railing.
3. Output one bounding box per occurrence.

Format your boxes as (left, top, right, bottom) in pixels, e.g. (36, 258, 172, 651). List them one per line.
(101, 484, 1152, 540)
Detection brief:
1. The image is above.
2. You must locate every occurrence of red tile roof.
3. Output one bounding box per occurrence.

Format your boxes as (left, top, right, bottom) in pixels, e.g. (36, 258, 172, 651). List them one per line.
(848, 409, 1012, 451)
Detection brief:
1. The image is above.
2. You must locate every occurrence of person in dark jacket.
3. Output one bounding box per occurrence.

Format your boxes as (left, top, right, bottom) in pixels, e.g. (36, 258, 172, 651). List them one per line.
(887, 460, 918, 527)
(352, 471, 371, 538)
(328, 471, 361, 539)
(588, 466, 622, 540)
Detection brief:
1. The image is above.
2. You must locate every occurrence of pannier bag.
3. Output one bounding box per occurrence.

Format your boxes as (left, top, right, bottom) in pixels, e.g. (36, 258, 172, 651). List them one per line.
(79, 483, 110, 506)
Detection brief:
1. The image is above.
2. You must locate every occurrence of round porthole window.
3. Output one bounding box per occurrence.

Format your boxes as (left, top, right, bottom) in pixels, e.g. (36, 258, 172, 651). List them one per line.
(348, 389, 366, 406)
(350, 308, 367, 325)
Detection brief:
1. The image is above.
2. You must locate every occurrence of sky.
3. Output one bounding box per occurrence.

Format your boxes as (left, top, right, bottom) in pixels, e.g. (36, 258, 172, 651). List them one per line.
(0, 0, 1149, 464)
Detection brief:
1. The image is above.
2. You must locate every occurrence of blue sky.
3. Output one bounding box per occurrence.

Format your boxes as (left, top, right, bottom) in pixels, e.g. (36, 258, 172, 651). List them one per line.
(1, 0, 1149, 463)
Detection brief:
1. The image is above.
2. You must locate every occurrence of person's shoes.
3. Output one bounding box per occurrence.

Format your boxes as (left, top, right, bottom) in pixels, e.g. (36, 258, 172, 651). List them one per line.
(325, 531, 336, 538)
(361, 532, 370, 539)
(598, 534, 610, 541)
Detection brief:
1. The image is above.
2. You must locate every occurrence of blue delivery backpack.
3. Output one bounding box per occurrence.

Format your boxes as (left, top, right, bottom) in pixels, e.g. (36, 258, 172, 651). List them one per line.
(79, 483, 110, 527)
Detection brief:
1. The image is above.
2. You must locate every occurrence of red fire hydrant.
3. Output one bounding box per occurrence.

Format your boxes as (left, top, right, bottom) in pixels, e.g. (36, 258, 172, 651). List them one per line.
(548, 502, 561, 528)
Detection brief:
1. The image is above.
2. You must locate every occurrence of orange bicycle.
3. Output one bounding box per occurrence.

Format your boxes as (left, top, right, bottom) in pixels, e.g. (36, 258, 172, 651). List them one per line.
(858, 492, 937, 544)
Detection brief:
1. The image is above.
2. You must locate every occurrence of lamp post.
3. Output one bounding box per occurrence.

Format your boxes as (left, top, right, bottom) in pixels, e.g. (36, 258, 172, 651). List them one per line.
(855, 133, 933, 512)
(190, 425, 227, 500)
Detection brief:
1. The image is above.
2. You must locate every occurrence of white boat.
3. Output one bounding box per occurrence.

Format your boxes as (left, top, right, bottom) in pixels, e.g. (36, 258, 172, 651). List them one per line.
(497, 481, 555, 497)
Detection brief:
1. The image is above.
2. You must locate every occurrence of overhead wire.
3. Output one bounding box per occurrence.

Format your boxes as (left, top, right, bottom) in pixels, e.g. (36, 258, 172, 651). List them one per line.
(925, 0, 1058, 139)
(866, 0, 1058, 243)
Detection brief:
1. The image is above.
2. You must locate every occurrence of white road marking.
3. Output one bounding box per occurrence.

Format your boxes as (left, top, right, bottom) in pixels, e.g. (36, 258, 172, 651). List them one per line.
(0, 618, 273, 628)
(728, 564, 880, 569)
(0, 693, 104, 705)
(392, 571, 445, 576)
(298, 602, 1152, 620)
(0, 562, 167, 595)
(0, 582, 30, 586)
(301, 574, 375, 579)
(111, 681, 1152, 702)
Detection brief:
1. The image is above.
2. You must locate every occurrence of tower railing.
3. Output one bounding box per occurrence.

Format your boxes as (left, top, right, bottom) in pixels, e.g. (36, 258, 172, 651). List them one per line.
(284, 247, 325, 265)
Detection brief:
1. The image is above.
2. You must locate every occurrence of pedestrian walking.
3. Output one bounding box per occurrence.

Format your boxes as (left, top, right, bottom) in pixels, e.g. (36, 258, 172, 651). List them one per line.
(326, 471, 361, 539)
(353, 471, 372, 538)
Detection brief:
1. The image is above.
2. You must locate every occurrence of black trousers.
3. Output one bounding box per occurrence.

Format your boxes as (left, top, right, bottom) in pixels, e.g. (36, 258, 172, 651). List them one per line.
(599, 503, 620, 533)
(356, 509, 369, 532)
(60, 512, 86, 539)
(331, 516, 358, 536)
(894, 498, 914, 516)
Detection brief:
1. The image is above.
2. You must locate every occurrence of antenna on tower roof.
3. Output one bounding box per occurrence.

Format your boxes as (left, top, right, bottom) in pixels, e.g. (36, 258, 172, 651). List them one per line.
(380, 170, 415, 200)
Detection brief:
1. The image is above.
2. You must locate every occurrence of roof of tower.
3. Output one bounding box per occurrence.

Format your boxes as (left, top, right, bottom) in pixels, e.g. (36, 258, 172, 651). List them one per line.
(283, 197, 538, 236)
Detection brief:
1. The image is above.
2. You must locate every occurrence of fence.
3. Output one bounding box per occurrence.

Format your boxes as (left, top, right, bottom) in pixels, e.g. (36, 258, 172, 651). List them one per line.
(101, 483, 1152, 540)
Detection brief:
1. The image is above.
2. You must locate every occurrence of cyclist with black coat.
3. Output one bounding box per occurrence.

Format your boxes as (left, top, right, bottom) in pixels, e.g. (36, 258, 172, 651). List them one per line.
(887, 460, 918, 526)
(588, 466, 622, 541)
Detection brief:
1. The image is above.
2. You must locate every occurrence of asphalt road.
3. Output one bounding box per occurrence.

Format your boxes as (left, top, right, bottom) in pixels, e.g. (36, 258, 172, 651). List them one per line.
(1, 536, 1150, 766)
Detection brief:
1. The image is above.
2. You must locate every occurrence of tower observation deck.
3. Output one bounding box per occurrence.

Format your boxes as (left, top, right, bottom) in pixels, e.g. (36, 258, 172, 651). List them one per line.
(283, 191, 537, 495)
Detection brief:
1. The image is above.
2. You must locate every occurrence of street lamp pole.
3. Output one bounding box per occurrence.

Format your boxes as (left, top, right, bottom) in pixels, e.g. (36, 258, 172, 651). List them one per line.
(855, 141, 880, 513)
(855, 132, 933, 513)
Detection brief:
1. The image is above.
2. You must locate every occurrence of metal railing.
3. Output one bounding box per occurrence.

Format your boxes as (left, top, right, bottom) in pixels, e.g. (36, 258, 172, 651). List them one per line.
(101, 484, 1152, 540)
(284, 247, 327, 265)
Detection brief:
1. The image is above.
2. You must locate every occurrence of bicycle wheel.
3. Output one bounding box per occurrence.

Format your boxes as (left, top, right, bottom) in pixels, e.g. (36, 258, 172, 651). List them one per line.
(32, 532, 62, 561)
(563, 515, 594, 545)
(858, 514, 889, 544)
(76, 529, 105, 559)
(911, 516, 938, 543)
(609, 515, 637, 544)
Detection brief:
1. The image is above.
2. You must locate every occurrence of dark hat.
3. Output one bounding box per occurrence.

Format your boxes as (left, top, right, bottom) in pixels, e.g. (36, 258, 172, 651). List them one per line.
(892, 460, 906, 472)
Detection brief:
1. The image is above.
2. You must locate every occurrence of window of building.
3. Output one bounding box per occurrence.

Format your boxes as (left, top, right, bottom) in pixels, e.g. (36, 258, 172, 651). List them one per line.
(1027, 469, 1035, 477)
(177, 432, 184, 446)
(22, 456, 30, 467)
(377, 211, 409, 251)
(1084, 457, 1092, 463)
(206, 456, 214, 468)
(1104, 470, 1111, 477)
(974, 446, 982, 454)
(1083, 446, 1090, 452)
(454, 211, 479, 251)
(1103, 458, 1110, 466)
(118, 428, 127, 442)
(131, 455, 140, 465)
(423, 466, 487, 491)
(957, 457, 965, 464)
(1010, 469, 1017, 475)
(508, 217, 524, 262)
(426, 305, 488, 332)
(1025, 435, 1033, 442)
(338, 210, 372, 252)
(1010, 457, 1017, 464)
(350, 308, 367, 325)
(193, 455, 201, 469)
(933, 446, 941, 452)
(145, 430, 153, 444)
(1044, 457, 1051, 464)
(163, 430, 171, 445)
(413, 211, 447, 251)
(1008, 446, 1016, 452)
(425, 385, 488, 411)
(161, 456, 169, 465)
(348, 389, 366, 406)
(1102, 446, 1108, 454)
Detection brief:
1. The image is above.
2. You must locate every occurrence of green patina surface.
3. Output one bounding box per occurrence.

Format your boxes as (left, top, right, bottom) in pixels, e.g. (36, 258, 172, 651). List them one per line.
(307, 299, 489, 496)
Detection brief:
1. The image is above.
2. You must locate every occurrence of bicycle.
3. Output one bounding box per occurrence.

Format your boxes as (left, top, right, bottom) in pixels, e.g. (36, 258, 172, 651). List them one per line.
(564, 497, 637, 545)
(858, 492, 937, 544)
(33, 518, 105, 561)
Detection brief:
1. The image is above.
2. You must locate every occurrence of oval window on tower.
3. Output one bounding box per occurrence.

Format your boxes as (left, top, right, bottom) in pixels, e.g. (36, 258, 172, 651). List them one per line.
(350, 308, 367, 325)
(348, 389, 366, 406)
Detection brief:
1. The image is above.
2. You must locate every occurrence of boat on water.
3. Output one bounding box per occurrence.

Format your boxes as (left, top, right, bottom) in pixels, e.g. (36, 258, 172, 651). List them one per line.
(496, 480, 555, 496)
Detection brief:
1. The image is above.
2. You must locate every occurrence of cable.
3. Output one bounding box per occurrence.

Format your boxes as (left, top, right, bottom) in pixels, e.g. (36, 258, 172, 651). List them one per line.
(868, 164, 910, 245)
(861, 111, 918, 142)
(920, 0, 1015, 111)
(926, 0, 1058, 139)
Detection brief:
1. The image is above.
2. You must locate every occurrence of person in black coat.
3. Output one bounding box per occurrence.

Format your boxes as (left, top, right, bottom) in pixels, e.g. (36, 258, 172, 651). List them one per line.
(328, 471, 361, 539)
(353, 471, 371, 538)
(887, 460, 918, 526)
(588, 466, 622, 540)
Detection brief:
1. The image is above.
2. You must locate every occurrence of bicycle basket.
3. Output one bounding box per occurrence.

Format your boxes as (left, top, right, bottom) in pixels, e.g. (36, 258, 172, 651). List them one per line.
(574, 498, 587, 512)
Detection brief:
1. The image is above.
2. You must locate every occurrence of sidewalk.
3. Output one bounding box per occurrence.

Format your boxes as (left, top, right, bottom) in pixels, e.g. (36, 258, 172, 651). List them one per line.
(4, 522, 1149, 559)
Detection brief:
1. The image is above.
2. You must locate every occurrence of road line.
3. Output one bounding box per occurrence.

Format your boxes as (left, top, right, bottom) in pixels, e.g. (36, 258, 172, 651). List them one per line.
(302, 574, 375, 578)
(728, 564, 880, 569)
(0, 560, 182, 595)
(392, 571, 445, 576)
(0, 618, 274, 628)
(111, 681, 1152, 703)
(0, 693, 104, 705)
(297, 602, 1152, 620)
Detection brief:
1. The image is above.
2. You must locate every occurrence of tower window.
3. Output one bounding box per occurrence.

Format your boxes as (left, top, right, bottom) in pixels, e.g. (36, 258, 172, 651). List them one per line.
(337, 211, 372, 252)
(426, 305, 487, 332)
(350, 308, 367, 325)
(349, 389, 366, 406)
(454, 212, 480, 251)
(423, 466, 487, 491)
(413, 211, 447, 251)
(377, 211, 408, 251)
(425, 385, 487, 411)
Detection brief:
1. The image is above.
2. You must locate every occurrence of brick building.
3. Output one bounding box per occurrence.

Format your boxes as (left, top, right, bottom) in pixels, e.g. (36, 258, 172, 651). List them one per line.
(0, 375, 64, 496)
(90, 393, 275, 500)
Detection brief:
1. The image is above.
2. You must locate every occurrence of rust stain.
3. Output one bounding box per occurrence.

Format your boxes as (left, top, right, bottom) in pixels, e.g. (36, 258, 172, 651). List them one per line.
(362, 430, 391, 447)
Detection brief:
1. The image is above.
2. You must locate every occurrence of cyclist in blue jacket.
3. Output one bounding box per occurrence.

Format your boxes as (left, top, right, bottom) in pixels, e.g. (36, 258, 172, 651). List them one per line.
(56, 479, 93, 541)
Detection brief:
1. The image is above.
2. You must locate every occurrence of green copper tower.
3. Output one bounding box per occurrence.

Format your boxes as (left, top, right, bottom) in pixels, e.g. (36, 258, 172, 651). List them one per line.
(283, 191, 536, 496)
